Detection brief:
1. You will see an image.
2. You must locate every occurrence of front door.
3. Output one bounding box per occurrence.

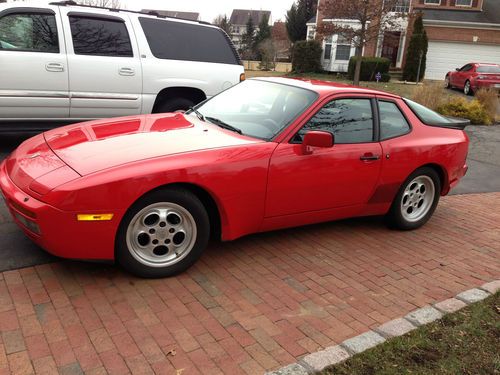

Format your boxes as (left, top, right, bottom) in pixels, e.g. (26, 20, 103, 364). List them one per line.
(381, 31, 401, 67)
(0, 7, 69, 119)
(265, 97, 382, 218)
(59, 10, 142, 119)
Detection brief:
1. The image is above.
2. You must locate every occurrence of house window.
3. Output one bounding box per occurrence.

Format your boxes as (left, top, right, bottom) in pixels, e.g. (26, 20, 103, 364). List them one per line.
(324, 44, 332, 60)
(335, 34, 351, 61)
(424, 0, 440, 4)
(455, 0, 472, 6)
(391, 0, 410, 12)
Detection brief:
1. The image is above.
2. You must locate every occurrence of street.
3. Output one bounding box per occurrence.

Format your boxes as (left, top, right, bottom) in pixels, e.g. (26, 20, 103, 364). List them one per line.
(0, 126, 500, 272)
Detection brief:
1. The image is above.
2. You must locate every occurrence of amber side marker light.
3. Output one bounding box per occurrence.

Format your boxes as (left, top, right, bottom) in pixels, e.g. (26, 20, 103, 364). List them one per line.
(240, 73, 246, 82)
(77, 214, 114, 221)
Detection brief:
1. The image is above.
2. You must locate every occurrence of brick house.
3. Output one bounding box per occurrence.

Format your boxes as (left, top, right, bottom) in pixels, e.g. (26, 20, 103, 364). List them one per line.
(307, 0, 500, 80)
(229, 9, 272, 52)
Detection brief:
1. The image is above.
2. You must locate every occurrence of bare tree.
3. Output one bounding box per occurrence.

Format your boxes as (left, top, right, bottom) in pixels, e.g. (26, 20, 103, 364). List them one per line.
(317, 0, 405, 85)
(77, 0, 121, 9)
(213, 14, 231, 35)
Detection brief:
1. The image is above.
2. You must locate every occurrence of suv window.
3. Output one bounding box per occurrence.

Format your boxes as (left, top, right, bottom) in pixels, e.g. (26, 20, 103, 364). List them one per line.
(295, 98, 374, 144)
(69, 15, 133, 57)
(379, 101, 410, 140)
(0, 12, 59, 53)
(139, 17, 239, 65)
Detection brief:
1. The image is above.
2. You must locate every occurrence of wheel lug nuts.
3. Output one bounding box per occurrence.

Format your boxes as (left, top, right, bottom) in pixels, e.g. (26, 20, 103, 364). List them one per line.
(152, 239, 159, 245)
(169, 228, 175, 233)
(149, 229, 155, 234)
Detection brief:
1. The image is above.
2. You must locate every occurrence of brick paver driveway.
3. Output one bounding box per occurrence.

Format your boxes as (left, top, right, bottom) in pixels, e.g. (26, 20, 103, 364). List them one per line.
(1, 193, 499, 375)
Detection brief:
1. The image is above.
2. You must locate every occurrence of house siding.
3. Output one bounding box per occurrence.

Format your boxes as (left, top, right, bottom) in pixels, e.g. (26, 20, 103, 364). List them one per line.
(425, 26, 500, 44)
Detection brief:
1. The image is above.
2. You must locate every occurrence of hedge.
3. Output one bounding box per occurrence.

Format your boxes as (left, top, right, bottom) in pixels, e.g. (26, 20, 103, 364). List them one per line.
(348, 57, 391, 81)
(292, 40, 322, 73)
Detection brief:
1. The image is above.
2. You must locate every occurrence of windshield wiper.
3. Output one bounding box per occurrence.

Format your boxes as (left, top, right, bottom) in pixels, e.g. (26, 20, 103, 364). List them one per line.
(205, 116, 242, 134)
(188, 106, 205, 122)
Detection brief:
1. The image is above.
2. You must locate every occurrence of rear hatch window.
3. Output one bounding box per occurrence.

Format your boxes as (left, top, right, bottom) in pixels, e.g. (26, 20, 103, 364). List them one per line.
(403, 98, 469, 130)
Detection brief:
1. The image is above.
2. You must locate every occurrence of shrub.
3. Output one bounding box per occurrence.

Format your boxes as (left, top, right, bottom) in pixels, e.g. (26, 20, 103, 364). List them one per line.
(347, 57, 391, 82)
(381, 73, 391, 82)
(437, 97, 492, 125)
(292, 40, 322, 73)
(412, 82, 444, 110)
(403, 13, 428, 82)
(475, 88, 499, 123)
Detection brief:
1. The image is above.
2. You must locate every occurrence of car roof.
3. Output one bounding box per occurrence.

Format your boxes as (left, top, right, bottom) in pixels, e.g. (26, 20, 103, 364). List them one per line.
(0, 1, 215, 28)
(250, 77, 400, 98)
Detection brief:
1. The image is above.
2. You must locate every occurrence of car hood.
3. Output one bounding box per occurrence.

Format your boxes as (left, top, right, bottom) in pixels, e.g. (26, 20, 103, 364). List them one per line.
(44, 113, 262, 175)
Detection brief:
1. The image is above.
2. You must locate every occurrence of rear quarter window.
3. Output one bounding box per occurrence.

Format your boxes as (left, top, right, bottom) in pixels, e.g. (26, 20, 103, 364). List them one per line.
(139, 17, 239, 65)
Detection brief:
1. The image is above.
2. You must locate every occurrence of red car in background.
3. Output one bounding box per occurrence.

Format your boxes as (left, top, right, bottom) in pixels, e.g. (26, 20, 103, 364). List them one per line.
(0, 78, 470, 278)
(445, 63, 500, 95)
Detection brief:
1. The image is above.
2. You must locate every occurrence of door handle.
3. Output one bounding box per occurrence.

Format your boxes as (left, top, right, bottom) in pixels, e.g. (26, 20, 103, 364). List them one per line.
(45, 63, 64, 72)
(119, 67, 135, 76)
(360, 153, 380, 161)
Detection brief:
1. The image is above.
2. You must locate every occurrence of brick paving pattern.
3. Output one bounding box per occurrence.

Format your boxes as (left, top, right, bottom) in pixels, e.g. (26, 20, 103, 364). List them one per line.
(0, 193, 499, 374)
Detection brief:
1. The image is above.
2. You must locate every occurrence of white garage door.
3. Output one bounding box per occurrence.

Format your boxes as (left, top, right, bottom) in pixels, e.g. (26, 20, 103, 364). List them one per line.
(426, 41, 500, 80)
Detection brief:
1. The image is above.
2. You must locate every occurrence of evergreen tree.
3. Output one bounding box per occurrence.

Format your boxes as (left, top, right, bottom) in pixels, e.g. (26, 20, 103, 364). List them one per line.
(213, 14, 232, 35)
(286, 0, 316, 43)
(241, 16, 256, 59)
(255, 14, 272, 58)
(403, 14, 428, 82)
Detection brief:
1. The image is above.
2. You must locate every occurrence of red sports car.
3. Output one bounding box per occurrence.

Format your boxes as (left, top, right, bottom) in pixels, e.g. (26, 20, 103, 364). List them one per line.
(0, 78, 469, 278)
(445, 62, 500, 95)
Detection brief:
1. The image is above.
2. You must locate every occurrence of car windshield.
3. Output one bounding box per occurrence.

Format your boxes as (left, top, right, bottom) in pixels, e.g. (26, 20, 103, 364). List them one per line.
(187, 80, 318, 140)
(477, 65, 500, 73)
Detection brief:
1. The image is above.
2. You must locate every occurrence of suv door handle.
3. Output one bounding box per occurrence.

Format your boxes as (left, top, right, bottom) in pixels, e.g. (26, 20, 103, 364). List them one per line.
(360, 153, 380, 161)
(119, 67, 135, 76)
(45, 63, 64, 72)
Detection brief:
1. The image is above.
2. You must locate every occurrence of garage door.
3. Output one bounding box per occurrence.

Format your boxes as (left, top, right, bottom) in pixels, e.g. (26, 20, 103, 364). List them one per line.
(426, 41, 500, 80)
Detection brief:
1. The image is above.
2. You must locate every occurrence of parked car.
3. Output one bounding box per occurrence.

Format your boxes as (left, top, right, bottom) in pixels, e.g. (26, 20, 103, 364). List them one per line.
(0, 1, 244, 132)
(0, 78, 470, 278)
(445, 63, 500, 95)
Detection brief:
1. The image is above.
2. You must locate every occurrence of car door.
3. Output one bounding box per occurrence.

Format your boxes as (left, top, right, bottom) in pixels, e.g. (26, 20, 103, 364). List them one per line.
(453, 64, 472, 88)
(265, 96, 382, 218)
(0, 6, 69, 119)
(59, 10, 142, 119)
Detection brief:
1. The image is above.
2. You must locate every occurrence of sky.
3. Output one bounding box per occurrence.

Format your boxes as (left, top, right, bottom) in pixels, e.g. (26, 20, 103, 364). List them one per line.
(10, 0, 296, 23)
(121, 0, 295, 22)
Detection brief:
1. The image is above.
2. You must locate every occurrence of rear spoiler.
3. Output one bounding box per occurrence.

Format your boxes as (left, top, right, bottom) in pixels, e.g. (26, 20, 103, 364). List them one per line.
(425, 116, 470, 130)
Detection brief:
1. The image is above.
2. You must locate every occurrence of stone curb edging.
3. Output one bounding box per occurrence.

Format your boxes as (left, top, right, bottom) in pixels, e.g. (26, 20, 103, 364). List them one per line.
(265, 280, 499, 375)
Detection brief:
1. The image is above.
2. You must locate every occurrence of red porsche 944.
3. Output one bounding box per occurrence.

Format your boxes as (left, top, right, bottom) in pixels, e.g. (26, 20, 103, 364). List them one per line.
(0, 78, 469, 277)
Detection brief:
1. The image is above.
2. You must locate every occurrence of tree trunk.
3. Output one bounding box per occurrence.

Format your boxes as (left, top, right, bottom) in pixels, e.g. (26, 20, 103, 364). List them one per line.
(353, 46, 363, 86)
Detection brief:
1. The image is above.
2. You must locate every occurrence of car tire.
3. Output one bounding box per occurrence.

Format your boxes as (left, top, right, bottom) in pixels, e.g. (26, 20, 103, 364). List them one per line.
(116, 188, 210, 278)
(464, 80, 473, 96)
(444, 75, 451, 89)
(386, 167, 441, 231)
(156, 97, 195, 113)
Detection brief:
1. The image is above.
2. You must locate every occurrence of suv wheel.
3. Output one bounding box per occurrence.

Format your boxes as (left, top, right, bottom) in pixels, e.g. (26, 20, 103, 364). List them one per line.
(156, 98, 195, 113)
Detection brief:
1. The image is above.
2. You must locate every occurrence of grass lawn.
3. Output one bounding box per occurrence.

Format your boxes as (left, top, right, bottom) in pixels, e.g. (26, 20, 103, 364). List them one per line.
(245, 70, 455, 100)
(320, 292, 500, 375)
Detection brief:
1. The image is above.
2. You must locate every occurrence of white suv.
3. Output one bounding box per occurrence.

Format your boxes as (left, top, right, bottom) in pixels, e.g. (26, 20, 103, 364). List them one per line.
(0, 1, 245, 131)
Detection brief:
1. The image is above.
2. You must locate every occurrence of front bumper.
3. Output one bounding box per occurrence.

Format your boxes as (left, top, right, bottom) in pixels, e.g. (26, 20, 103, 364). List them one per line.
(0, 160, 120, 260)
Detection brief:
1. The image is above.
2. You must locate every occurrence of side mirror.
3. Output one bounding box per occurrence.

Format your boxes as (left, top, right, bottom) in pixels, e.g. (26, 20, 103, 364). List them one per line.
(302, 131, 334, 155)
(455, 68, 460, 71)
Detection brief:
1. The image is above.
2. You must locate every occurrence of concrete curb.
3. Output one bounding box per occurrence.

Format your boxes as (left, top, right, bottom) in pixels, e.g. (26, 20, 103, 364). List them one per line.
(264, 280, 498, 375)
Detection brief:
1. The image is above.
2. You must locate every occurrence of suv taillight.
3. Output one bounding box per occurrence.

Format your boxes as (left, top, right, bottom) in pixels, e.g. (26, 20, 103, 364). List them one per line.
(240, 73, 246, 82)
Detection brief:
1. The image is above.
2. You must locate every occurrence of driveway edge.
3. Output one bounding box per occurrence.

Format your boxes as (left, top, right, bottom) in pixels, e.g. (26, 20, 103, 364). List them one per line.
(265, 280, 499, 375)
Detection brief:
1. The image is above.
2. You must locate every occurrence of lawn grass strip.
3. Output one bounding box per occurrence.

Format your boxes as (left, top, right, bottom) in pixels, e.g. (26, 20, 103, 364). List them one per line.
(455, 288, 491, 304)
(265, 281, 499, 375)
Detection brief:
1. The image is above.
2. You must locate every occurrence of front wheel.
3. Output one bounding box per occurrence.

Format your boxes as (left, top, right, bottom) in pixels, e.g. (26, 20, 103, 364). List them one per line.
(386, 168, 441, 230)
(464, 80, 473, 96)
(444, 75, 451, 89)
(156, 97, 195, 113)
(116, 188, 210, 278)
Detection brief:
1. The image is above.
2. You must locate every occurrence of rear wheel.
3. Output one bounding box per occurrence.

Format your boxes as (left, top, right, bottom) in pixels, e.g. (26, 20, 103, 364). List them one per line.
(116, 188, 210, 278)
(386, 167, 441, 230)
